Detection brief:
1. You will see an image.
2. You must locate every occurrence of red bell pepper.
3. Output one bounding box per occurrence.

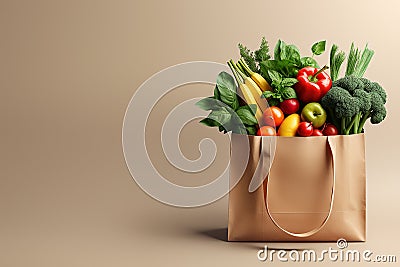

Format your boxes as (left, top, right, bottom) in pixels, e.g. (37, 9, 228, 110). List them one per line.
(294, 66, 332, 103)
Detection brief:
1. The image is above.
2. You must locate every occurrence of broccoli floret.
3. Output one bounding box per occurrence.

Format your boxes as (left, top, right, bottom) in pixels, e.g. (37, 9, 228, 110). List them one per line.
(360, 78, 387, 103)
(353, 89, 372, 113)
(371, 105, 387, 124)
(321, 76, 387, 134)
(321, 87, 360, 134)
(371, 82, 387, 104)
(368, 92, 386, 124)
(359, 77, 372, 88)
(333, 76, 364, 93)
(321, 87, 341, 125)
(369, 91, 384, 111)
(334, 91, 360, 118)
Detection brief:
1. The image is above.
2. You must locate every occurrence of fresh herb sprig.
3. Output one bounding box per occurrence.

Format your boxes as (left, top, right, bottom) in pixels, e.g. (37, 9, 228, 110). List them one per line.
(238, 37, 271, 73)
(261, 70, 297, 106)
(238, 44, 257, 73)
(255, 37, 271, 63)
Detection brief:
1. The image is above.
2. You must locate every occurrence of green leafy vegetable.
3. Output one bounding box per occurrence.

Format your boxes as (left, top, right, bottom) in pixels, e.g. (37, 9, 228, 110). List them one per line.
(261, 39, 326, 83)
(273, 39, 284, 60)
(268, 69, 282, 84)
(196, 72, 260, 135)
(216, 72, 239, 110)
(213, 85, 220, 100)
(282, 44, 301, 62)
(246, 126, 257, 135)
(281, 78, 298, 87)
(311, 40, 326, 56)
(261, 70, 297, 106)
(239, 103, 257, 116)
(281, 87, 297, 99)
(195, 97, 223, 110)
(207, 107, 232, 125)
(236, 107, 258, 125)
(199, 117, 221, 127)
(274, 40, 301, 63)
(300, 57, 319, 68)
(260, 59, 298, 81)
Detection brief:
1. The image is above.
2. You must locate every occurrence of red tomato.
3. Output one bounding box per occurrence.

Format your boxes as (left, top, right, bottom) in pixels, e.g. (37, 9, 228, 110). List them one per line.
(262, 106, 284, 127)
(257, 126, 277, 136)
(279, 99, 300, 115)
(322, 123, 338, 136)
(297, 121, 313, 137)
(311, 129, 324, 136)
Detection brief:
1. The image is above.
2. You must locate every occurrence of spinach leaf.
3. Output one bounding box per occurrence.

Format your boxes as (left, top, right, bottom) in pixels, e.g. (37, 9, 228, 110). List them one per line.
(261, 59, 298, 79)
(300, 57, 320, 68)
(281, 60, 299, 77)
(199, 118, 221, 127)
(213, 85, 220, 100)
(236, 107, 258, 125)
(283, 44, 301, 63)
(273, 40, 301, 64)
(234, 125, 248, 135)
(216, 72, 239, 110)
(195, 97, 223, 111)
(246, 104, 258, 116)
(221, 116, 247, 134)
(274, 39, 284, 60)
(208, 107, 232, 125)
(246, 126, 257, 135)
(260, 60, 279, 80)
(311, 40, 326, 56)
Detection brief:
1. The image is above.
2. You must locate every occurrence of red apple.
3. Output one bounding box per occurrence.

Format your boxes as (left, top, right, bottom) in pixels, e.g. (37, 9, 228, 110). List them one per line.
(322, 123, 338, 136)
(311, 129, 324, 136)
(297, 121, 313, 137)
(279, 99, 300, 115)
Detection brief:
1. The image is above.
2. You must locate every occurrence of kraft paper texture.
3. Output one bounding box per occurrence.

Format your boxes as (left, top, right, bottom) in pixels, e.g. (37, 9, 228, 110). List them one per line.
(228, 134, 366, 241)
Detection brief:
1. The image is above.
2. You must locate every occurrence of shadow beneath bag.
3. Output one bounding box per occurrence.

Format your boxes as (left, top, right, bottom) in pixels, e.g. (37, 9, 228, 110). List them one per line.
(196, 228, 323, 251)
(197, 228, 228, 242)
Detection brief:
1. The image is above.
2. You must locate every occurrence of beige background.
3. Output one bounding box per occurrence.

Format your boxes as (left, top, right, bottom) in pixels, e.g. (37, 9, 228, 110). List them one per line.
(1, 0, 400, 266)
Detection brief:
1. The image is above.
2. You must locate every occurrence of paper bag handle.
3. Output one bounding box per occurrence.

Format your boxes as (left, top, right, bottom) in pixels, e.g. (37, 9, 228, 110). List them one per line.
(263, 136, 336, 238)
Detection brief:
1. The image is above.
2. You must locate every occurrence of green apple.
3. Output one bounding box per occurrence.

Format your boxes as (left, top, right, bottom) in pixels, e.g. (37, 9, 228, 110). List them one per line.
(301, 102, 327, 128)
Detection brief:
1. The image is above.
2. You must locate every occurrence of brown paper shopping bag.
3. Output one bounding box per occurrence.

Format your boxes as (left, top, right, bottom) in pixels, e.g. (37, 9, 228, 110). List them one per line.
(228, 134, 366, 242)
